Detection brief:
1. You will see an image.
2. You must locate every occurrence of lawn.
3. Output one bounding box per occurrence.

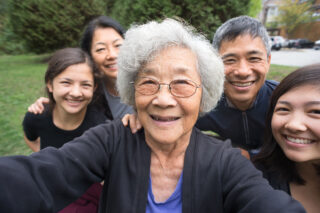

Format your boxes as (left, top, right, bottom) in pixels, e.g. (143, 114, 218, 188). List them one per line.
(0, 54, 298, 156)
(0, 54, 48, 156)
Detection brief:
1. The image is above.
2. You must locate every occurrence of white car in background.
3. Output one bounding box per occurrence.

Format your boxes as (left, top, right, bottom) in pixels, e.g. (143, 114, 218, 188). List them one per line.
(314, 40, 320, 50)
(270, 36, 286, 50)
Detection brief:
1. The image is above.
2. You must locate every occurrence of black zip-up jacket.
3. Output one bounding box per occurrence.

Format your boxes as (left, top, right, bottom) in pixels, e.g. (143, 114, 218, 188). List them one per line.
(196, 80, 278, 150)
(0, 119, 304, 212)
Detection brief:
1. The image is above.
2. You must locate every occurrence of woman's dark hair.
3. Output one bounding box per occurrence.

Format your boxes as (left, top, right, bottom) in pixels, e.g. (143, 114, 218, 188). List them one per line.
(254, 63, 320, 184)
(80, 16, 125, 56)
(45, 47, 101, 110)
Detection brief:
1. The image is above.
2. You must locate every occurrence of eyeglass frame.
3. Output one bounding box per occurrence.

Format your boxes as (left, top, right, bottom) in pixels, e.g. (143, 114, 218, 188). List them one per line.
(130, 77, 201, 98)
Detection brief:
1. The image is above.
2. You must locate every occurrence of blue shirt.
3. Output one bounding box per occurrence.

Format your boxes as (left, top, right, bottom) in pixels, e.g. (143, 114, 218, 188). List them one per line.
(146, 173, 183, 213)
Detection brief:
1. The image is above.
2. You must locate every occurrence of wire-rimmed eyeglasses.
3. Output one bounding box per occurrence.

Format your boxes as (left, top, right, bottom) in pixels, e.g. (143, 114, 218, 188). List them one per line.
(131, 77, 201, 98)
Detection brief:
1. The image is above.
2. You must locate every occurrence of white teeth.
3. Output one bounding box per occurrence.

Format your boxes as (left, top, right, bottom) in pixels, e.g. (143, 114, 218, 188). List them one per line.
(67, 100, 81, 103)
(232, 82, 253, 87)
(152, 116, 177, 121)
(105, 64, 116, 68)
(286, 136, 312, 144)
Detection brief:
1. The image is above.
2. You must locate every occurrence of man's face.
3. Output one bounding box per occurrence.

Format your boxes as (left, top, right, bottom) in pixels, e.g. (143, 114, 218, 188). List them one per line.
(219, 34, 271, 111)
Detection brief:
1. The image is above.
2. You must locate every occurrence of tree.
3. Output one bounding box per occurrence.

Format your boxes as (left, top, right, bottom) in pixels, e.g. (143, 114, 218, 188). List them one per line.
(276, 0, 315, 37)
(8, 0, 107, 53)
(108, 0, 251, 39)
(248, 0, 262, 18)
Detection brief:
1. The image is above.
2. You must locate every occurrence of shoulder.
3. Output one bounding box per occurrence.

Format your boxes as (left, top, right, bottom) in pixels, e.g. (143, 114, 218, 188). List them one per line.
(23, 110, 51, 125)
(193, 128, 240, 161)
(265, 80, 279, 90)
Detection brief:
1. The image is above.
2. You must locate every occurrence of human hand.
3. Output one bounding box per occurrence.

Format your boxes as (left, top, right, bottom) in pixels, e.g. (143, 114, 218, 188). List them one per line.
(121, 113, 142, 133)
(27, 97, 49, 114)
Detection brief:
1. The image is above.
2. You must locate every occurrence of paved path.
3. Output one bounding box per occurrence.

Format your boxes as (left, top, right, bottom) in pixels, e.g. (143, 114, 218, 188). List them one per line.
(270, 49, 320, 67)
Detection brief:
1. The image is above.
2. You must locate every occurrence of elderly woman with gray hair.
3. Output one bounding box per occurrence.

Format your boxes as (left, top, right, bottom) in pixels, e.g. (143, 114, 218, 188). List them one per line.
(0, 19, 304, 213)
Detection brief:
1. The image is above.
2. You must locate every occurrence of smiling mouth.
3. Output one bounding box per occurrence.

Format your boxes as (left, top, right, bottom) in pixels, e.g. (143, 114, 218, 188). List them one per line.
(230, 81, 254, 87)
(104, 64, 117, 69)
(66, 99, 83, 104)
(285, 135, 314, 144)
(150, 115, 180, 121)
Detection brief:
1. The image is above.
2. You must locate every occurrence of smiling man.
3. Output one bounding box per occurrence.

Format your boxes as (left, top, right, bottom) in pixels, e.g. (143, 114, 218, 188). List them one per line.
(196, 16, 278, 155)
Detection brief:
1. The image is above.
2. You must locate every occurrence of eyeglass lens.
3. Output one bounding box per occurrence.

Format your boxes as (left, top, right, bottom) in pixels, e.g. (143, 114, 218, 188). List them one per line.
(135, 78, 198, 97)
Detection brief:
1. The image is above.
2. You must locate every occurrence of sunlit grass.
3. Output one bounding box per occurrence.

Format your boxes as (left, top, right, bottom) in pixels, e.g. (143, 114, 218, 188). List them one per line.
(0, 54, 48, 156)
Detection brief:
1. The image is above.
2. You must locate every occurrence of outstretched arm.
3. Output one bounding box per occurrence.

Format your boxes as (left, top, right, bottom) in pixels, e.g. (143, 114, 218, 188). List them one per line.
(221, 146, 305, 213)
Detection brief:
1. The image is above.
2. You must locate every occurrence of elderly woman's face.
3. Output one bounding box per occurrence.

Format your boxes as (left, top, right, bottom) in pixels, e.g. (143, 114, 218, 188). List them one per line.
(135, 46, 202, 146)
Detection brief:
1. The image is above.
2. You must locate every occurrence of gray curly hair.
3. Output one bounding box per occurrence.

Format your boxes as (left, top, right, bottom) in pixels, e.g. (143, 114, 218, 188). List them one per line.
(117, 18, 224, 113)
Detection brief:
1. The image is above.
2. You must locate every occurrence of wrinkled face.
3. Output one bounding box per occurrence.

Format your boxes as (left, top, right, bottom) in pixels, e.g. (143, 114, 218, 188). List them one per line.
(90, 27, 123, 81)
(47, 63, 94, 115)
(220, 34, 270, 111)
(135, 46, 202, 147)
(272, 84, 320, 163)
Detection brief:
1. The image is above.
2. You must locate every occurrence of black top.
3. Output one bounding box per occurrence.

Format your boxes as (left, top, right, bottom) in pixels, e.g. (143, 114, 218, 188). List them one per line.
(22, 105, 107, 149)
(1, 120, 304, 212)
(196, 80, 278, 150)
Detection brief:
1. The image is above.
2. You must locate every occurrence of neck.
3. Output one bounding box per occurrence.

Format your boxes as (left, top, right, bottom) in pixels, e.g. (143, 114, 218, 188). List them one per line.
(104, 77, 118, 96)
(226, 96, 255, 111)
(296, 162, 320, 186)
(146, 132, 191, 163)
(52, 106, 87, 130)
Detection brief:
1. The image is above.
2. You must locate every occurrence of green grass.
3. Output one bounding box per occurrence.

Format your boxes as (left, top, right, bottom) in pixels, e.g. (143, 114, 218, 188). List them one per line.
(268, 64, 298, 81)
(0, 55, 299, 156)
(0, 54, 48, 156)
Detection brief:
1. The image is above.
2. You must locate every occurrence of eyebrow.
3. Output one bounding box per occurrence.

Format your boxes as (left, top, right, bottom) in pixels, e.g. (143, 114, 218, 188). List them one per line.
(58, 78, 93, 83)
(94, 39, 122, 46)
(277, 100, 320, 106)
(140, 66, 192, 75)
(306, 101, 320, 106)
(221, 50, 264, 59)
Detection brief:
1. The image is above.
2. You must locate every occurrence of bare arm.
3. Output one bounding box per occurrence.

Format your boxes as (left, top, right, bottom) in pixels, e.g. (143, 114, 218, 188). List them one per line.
(24, 134, 40, 152)
(28, 97, 50, 114)
(121, 113, 142, 133)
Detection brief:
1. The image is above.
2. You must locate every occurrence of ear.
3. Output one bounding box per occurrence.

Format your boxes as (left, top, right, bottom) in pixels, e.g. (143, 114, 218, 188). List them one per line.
(46, 81, 53, 93)
(267, 54, 271, 66)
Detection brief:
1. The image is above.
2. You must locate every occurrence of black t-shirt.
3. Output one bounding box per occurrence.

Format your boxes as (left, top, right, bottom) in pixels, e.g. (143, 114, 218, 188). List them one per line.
(22, 105, 107, 149)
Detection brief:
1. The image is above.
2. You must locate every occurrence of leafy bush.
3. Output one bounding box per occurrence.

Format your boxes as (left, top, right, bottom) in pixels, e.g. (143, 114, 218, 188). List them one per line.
(108, 0, 251, 39)
(8, 0, 107, 53)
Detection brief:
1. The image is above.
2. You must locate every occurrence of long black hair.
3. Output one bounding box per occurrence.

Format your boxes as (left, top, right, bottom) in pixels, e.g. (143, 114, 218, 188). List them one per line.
(79, 16, 125, 120)
(254, 63, 320, 184)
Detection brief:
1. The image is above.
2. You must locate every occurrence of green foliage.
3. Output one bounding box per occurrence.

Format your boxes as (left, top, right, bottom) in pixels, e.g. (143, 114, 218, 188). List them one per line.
(276, 0, 316, 36)
(7, 0, 107, 54)
(0, 54, 48, 156)
(248, 0, 262, 18)
(0, 0, 26, 54)
(109, 0, 251, 39)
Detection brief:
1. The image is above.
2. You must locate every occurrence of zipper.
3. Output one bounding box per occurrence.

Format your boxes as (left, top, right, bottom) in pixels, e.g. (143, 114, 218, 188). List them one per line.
(242, 112, 250, 145)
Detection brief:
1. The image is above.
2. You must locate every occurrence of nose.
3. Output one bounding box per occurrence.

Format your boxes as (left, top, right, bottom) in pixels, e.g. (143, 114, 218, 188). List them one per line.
(152, 84, 177, 108)
(234, 60, 251, 78)
(284, 114, 307, 132)
(69, 85, 82, 97)
(106, 47, 117, 60)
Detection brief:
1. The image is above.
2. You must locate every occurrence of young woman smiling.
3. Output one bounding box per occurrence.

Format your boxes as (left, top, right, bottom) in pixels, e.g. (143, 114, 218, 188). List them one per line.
(22, 48, 106, 213)
(254, 64, 320, 213)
